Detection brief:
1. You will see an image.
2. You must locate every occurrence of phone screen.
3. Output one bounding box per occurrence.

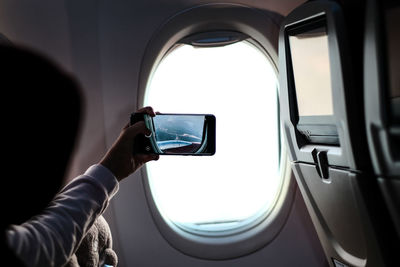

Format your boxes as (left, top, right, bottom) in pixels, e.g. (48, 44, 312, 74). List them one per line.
(134, 113, 215, 156)
(152, 114, 207, 154)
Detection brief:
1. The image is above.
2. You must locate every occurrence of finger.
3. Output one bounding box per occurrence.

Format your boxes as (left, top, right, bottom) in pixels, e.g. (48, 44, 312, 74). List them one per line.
(122, 122, 130, 130)
(135, 154, 160, 166)
(137, 106, 156, 117)
(151, 154, 160, 161)
(124, 121, 151, 139)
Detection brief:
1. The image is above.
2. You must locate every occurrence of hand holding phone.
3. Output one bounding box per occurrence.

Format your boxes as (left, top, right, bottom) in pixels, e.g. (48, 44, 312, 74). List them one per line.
(99, 107, 158, 181)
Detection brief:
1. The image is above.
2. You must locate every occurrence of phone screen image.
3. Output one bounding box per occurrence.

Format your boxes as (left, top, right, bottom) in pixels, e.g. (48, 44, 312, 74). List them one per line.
(138, 113, 215, 156)
(152, 115, 205, 153)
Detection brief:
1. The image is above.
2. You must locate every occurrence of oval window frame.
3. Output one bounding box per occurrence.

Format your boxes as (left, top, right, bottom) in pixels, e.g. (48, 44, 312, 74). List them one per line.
(137, 3, 296, 260)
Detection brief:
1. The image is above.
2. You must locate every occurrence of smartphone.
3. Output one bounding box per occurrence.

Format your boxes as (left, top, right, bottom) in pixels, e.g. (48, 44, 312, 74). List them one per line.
(130, 113, 216, 156)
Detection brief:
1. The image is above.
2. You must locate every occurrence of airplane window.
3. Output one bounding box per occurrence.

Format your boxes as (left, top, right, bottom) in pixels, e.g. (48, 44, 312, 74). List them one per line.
(144, 40, 282, 234)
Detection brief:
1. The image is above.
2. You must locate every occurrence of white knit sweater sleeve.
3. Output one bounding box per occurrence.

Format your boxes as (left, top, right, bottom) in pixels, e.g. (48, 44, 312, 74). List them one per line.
(6, 164, 119, 267)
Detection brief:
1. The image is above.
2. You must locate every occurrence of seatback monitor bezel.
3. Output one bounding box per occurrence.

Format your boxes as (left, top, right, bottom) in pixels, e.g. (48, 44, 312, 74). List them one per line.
(285, 16, 339, 145)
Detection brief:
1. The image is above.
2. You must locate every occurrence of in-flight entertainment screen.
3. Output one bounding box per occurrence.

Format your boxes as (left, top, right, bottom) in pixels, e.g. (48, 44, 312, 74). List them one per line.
(289, 26, 334, 117)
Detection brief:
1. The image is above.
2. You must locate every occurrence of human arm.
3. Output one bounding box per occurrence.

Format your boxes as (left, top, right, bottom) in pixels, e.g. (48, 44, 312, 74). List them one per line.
(7, 106, 159, 267)
(7, 164, 118, 267)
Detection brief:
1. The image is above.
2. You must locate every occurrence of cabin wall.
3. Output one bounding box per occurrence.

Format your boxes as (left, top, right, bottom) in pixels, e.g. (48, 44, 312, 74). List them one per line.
(0, 1, 328, 266)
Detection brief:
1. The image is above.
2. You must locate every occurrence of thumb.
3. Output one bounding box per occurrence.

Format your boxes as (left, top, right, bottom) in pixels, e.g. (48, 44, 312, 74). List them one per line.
(124, 121, 151, 139)
(134, 153, 160, 168)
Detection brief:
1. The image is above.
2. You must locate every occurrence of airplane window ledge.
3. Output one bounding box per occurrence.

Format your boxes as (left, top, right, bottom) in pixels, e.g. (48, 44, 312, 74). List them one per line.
(141, 155, 295, 260)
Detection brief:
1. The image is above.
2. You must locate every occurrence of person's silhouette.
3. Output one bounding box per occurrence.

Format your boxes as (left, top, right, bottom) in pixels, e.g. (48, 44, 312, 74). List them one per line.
(1, 45, 82, 265)
(1, 45, 158, 267)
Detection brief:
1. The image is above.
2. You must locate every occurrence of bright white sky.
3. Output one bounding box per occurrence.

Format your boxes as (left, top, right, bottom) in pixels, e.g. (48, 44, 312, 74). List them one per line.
(144, 41, 281, 224)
